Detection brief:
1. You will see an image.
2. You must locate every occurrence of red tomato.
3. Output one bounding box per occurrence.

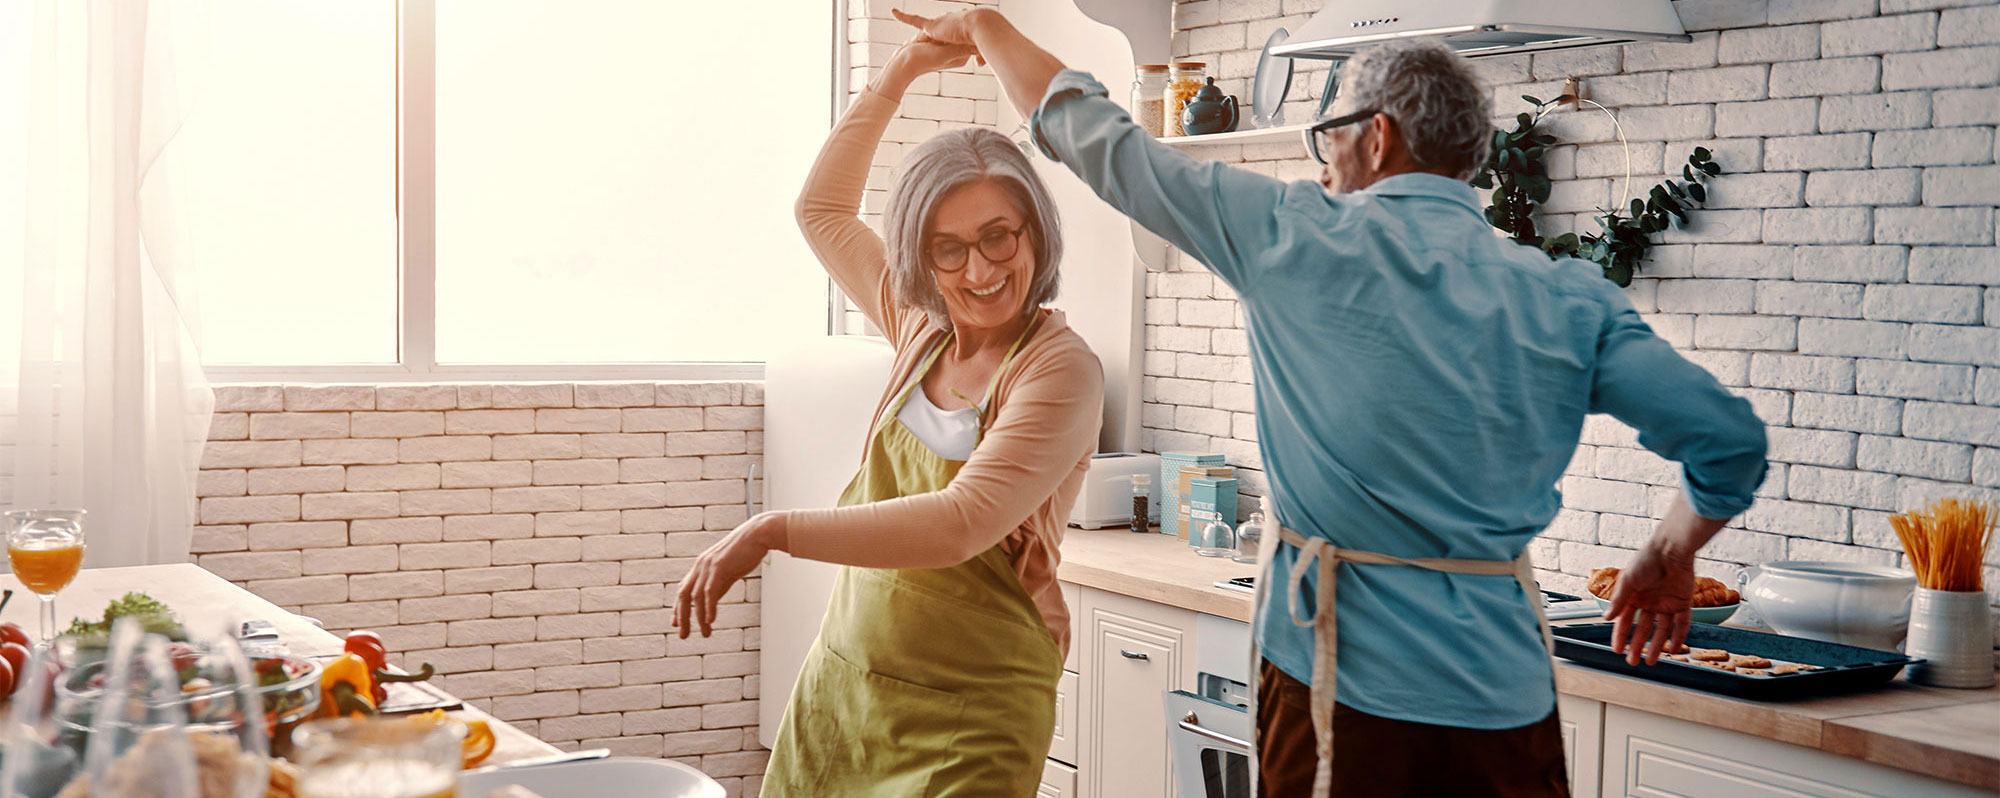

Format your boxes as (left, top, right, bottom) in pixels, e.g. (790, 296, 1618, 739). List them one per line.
(343, 631, 388, 673)
(0, 656, 13, 697)
(0, 642, 29, 681)
(0, 622, 28, 649)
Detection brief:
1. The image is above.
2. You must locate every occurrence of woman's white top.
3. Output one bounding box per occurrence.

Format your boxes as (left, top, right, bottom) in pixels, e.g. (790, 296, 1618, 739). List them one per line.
(897, 381, 985, 461)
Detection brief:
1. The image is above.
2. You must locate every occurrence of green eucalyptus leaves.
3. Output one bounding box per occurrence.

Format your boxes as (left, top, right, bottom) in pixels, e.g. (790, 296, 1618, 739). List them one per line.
(1470, 95, 1723, 287)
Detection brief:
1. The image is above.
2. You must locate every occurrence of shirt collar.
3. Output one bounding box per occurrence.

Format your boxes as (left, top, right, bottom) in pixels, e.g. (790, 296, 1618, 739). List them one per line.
(1356, 172, 1484, 216)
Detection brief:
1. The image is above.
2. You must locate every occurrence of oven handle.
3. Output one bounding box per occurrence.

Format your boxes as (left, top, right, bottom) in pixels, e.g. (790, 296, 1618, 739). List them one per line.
(1178, 712, 1251, 752)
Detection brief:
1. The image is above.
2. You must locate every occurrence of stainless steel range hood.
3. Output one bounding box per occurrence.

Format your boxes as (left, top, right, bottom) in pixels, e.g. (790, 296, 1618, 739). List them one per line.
(1270, 0, 1691, 61)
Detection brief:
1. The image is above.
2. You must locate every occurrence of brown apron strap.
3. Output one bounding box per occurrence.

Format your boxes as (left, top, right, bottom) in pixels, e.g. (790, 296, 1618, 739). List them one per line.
(1259, 525, 1553, 798)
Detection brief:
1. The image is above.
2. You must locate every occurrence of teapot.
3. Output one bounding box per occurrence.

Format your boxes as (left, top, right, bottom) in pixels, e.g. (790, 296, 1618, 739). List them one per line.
(1180, 77, 1239, 136)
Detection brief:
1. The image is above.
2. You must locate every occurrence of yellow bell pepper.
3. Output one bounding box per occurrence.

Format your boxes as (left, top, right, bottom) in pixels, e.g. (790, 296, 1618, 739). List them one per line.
(317, 652, 379, 718)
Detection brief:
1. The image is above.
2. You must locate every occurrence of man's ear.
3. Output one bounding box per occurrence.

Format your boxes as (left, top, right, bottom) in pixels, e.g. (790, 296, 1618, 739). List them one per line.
(1370, 112, 1403, 172)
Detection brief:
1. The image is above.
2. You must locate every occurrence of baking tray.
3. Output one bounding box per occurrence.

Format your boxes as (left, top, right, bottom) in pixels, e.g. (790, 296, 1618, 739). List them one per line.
(1553, 623, 1920, 700)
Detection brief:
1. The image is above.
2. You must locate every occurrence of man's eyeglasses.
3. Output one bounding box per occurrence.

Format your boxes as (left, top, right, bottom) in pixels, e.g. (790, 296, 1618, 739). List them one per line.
(927, 225, 1028, 273)
(1304, 109, 1381, 165)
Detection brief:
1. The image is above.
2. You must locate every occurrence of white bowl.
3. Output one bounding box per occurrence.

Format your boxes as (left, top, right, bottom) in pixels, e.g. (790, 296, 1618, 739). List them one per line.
(1740, 561, 1916, 650)
(458, 757, 726, 798)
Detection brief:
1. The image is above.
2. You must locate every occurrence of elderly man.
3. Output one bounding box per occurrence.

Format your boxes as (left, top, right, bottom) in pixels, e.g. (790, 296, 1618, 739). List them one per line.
(897, 9, 1769, 798)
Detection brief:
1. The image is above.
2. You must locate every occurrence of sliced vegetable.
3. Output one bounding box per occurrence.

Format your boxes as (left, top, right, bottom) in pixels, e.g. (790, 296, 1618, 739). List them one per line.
(460, 718, 495, 767)
(414, 709, 496, 768)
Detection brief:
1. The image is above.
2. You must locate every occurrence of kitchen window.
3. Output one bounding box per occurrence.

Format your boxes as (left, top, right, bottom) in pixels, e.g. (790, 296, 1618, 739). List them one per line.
(193, 0, 838, 381)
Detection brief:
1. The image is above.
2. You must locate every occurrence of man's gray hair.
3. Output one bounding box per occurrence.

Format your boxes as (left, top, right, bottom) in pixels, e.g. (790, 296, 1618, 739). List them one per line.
(1332, 39, 1493, 180)
(884, 127, 1063, 332)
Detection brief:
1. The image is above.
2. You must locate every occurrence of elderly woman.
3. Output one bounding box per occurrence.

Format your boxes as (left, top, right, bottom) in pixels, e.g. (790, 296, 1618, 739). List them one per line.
(669, 35, 1103, 797)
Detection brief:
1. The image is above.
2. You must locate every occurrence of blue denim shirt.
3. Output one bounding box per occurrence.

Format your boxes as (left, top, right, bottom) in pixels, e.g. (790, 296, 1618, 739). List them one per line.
(1031, 70, 1767, 728)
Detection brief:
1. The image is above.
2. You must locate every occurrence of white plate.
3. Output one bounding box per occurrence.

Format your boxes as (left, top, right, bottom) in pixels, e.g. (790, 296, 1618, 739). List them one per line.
(1252, 27, 1294, 128)
(458, 757, 726, 798)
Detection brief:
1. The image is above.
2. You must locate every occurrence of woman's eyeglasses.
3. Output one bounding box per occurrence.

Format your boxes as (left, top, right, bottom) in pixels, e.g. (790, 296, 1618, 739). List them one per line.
(1304, 109, 1381, 165)
(927, 225, 1028, 273)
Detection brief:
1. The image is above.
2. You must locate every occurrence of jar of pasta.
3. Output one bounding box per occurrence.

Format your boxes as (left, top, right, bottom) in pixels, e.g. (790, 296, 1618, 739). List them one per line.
(1164, 62, 1206, 137)
(1131, 65, 1170, 138)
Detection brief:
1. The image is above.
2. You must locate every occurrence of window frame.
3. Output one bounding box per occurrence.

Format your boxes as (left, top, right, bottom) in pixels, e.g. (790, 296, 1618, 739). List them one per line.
(203, 0, 848, 384)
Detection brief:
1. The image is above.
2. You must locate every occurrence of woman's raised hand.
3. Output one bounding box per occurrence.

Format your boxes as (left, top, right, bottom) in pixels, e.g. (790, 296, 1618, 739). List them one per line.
(892, 8, 985, 48)
(887, 35, 978, 80)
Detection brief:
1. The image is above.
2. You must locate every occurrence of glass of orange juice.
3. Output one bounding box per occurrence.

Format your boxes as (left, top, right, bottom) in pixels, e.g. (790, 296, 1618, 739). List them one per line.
(292, 716, 465, 798)
(5, 508, 86, 645)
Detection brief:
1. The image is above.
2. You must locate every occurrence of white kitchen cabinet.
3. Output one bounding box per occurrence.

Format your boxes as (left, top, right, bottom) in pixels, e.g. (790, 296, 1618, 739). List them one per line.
(1039, 759, 1079, 798)
(1557, 694, 1604, 798)
(1063, 580, 1083, 674)
(1051, 669, 1081, 765)
(1078, 586, 1198, 798)
(1601, 705, 1990, 798)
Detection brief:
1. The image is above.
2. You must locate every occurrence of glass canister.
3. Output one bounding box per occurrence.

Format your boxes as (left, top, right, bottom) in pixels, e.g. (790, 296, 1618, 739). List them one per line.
(1164, 62, 1207, 137)
(1194, 520, 1235, 558)
(1234, 511, 1265, 564)
(1132, 65, 1170, 138)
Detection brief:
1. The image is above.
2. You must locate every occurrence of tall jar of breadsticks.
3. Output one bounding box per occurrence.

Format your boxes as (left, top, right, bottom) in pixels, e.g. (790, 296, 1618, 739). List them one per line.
(1164, 62, 1206, 137)
(1892, 498, 1995, 688)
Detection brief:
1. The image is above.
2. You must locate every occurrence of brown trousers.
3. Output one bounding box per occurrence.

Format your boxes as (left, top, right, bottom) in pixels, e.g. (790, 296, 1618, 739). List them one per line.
(1256, 659, 1570, 798)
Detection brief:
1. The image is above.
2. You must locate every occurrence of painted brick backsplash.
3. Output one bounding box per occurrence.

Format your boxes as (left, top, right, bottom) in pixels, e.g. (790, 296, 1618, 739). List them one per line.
(1161, 0, 2000, 627)
(196, 382, 766, 794)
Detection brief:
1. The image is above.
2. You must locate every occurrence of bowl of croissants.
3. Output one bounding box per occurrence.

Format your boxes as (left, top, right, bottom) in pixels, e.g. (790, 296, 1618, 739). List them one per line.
(1587, 567, 1742, 625)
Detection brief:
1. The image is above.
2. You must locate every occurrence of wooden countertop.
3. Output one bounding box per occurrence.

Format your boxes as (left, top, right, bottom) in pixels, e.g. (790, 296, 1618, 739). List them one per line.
(0, 563, 558, 767)
(1056, 526, 2000, 791)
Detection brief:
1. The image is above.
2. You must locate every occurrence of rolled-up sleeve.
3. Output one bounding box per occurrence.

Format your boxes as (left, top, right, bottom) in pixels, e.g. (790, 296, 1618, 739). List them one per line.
(1586, 285, 1768, 519)
(1030, 69, 1301, 292)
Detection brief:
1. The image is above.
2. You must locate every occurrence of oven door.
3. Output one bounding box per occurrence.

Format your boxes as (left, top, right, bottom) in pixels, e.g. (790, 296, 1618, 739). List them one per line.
(1166, 689, 1252, 798)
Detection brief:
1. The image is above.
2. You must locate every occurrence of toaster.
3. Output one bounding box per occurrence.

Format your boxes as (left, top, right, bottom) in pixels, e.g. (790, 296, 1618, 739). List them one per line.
(1069, 452, 1163, 529)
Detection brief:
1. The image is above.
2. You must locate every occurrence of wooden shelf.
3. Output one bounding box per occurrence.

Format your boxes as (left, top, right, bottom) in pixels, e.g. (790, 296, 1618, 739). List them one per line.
(1157, 122, 1310, 147)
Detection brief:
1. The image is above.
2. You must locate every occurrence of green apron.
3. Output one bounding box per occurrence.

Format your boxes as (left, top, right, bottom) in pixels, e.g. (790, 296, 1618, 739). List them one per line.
(764, 318, 1063, 797)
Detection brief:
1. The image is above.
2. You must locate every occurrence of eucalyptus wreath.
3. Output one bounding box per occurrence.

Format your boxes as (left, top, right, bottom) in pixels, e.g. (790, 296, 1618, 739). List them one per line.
(1470, 95, 1723, 286)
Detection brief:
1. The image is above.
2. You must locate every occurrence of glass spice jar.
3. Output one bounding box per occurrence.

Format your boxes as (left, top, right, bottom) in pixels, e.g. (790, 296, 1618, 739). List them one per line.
(1131, 64, 1170, 138)
(1164, 61, 1206, 137)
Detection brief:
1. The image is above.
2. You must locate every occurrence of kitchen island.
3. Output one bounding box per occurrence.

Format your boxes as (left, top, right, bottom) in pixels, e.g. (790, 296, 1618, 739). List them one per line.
(0, 563, 559, 766)
(1057, 526, 2000, 796)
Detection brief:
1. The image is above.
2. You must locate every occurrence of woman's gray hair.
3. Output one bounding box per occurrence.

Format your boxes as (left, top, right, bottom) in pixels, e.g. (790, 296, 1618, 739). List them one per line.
(884, 127, 1063, 331)
(1331, 39, 1493, 180)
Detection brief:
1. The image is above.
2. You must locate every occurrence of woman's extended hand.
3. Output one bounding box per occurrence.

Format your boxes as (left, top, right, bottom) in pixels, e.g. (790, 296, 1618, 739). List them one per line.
(1603, 537, 1697, 666)
(673, 512, 785, 638)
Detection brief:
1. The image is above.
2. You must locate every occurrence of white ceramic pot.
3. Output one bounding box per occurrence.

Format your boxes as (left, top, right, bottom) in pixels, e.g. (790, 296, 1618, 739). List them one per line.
(1905, 587, 1996, 688)
(1739, 561, 1916, 650)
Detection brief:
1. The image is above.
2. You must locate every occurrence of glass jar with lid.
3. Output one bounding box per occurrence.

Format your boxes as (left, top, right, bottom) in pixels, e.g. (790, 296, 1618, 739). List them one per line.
(1164, 62, 1207, 137)
(1194, 520, 1235, 558)
(1131, 65, 1170, 138)
(1234, 511, 1266, 564)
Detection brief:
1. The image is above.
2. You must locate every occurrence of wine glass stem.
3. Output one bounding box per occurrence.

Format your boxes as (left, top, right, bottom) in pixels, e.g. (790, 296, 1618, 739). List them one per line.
(39, 593, 56, 644)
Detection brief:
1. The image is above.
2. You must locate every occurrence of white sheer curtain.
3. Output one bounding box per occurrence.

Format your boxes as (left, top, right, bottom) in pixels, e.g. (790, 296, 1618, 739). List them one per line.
(1, 0, 211, 567)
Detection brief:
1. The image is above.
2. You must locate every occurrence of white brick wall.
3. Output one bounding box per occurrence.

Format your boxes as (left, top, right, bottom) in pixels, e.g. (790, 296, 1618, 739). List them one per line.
(197, 382, 767, 794)
(1164, 0, 2000, 624)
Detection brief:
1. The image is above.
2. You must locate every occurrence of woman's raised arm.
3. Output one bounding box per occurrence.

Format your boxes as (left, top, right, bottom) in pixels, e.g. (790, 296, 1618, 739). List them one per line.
(794, 38, 975, 341)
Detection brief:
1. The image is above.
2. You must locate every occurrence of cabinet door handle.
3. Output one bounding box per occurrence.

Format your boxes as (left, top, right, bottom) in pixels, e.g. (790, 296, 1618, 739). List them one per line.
(1119, 649, 1149, 661)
